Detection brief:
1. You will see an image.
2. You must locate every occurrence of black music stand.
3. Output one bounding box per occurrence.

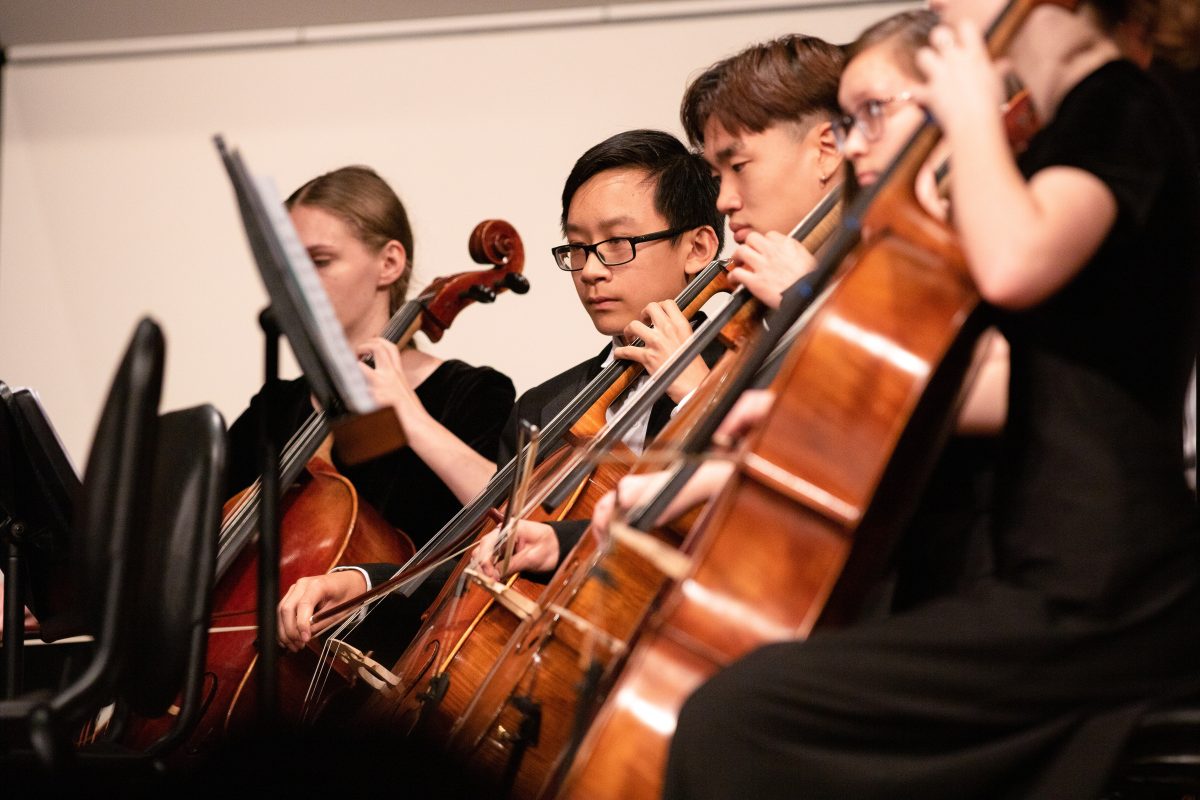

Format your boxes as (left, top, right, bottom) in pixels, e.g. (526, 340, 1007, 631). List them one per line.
(0, 382, 83, 698)
(213, 135, 405, 724)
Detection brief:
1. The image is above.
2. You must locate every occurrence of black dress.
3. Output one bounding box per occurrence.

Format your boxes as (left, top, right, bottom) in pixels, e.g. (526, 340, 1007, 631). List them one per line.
(665, 60, 1200, 800)
(225, 358, 515, 550)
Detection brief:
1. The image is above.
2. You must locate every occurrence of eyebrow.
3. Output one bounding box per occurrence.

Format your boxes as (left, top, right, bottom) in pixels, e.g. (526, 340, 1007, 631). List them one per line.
(565, 215, 637, 236)
(711, 138, 744, 165)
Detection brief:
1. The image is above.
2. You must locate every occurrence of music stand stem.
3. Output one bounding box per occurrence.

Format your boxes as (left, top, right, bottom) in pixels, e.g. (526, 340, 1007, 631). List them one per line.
(257, 307, 281, 727)
(2, 518, 25, 698)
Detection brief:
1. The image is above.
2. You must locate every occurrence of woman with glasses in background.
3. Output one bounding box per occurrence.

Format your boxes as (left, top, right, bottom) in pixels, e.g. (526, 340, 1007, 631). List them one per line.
(838, 9, 1009, 609)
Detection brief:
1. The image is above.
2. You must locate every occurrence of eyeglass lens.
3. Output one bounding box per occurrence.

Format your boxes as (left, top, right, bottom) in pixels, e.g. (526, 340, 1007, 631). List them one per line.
(562, 238, 636, 270)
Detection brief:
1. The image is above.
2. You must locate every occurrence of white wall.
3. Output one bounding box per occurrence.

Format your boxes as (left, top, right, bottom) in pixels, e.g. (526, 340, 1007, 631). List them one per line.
(0, 1, 908, 467)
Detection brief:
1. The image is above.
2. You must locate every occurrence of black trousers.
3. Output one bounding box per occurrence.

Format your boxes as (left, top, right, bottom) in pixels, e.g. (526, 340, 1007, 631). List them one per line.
(663, 578, 1200, 800)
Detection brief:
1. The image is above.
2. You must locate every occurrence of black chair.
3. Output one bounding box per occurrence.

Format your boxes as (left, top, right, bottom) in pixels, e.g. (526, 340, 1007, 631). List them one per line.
(0, 321, 223, 782)
(99, 402, 226, 758)
(1, 318, 228, 783)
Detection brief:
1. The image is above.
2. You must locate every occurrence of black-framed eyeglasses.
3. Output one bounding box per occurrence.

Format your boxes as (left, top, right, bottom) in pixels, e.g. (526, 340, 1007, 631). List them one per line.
(832, 92, 915, 150)
(551, 226, 692, 272)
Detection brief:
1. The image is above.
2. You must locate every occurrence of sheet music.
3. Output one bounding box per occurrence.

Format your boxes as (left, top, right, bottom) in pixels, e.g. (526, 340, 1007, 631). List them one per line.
(252, 175, 377, 415)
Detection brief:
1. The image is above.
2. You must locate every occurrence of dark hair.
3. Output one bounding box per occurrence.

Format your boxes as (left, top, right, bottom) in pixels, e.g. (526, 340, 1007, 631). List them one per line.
(1107, 0, 1200, 67)
(1087, 0, 1153, 31)
(1152, 0, 1200, 68)
(286, 165, 414, 314)
(560, 129, 725, 253)
(845, 9, 938, 81)
(680, 35, 844, 149)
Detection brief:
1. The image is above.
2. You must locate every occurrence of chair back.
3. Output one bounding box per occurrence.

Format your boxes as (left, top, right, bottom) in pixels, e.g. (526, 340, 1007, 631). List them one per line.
(123, 403, 225, 721)
(51, 317, 163, 723)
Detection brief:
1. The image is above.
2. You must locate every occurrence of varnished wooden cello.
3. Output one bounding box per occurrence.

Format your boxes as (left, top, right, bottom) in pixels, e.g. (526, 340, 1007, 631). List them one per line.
(111, 219, 528, 758)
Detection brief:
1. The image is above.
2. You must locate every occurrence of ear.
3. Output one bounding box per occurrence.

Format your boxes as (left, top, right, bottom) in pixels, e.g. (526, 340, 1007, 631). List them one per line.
(377, 239, 408, 289)
(811, 120, 843, 180)
(683, 226, 721, 277)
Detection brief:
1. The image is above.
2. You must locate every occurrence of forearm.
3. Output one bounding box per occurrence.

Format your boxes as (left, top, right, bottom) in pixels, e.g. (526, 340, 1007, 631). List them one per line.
(947, 113, 1046, 306)
(666, 357, 710, 404)
(657, 460, 734, 525)
(403, 409, 497, 503)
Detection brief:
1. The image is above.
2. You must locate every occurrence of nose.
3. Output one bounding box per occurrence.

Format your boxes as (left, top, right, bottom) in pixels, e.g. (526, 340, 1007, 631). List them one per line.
(841, 124, 869, 163)
(578, 249, 611, 284)
(716, 178, 741, 217)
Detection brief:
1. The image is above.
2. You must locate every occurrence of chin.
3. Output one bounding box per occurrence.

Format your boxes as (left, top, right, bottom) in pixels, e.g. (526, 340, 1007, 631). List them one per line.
(586, 309, 625, 338)
(595, 324, 624, 339)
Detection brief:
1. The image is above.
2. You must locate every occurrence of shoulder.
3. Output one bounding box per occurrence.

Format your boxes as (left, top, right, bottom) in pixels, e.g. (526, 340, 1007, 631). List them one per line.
(229, 376, 309, 430)
(419, 358, 516, 413)
(1023, 60, 1194, 228)
(1026, 61, 1180, 173)
(428, 358, 514, 392)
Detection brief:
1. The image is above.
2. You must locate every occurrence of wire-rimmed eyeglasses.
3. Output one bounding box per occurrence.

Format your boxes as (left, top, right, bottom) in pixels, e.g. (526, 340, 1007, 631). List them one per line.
(832, 92, 916, 150)
(551, 226, 692, 272)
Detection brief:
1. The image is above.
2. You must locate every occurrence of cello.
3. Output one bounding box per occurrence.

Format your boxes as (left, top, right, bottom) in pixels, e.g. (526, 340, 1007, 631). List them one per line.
(113, 220, 528, 757)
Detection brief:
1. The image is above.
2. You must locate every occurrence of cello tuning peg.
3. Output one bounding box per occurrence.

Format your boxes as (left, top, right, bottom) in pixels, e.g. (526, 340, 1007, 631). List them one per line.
(463, 285, 497, 304)
(502, 273, 531, 295)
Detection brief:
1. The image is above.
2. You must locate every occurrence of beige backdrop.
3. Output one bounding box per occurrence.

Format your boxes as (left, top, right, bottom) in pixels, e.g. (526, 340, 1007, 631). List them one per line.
(0, 0, 910, 467)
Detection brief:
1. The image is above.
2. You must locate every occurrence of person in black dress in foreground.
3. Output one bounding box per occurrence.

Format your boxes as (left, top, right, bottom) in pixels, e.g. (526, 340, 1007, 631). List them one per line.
(662, 0, 1200, 797)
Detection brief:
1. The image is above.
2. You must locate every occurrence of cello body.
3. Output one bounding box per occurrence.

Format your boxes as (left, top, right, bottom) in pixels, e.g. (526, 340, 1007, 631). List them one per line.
(350, 438, 632, 746)
(122, 457, 414, 756)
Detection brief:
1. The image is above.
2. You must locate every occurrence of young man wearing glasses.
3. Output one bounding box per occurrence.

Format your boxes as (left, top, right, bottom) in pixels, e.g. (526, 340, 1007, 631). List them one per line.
(471, 128, 724, 579)
(502, 128, 723, 456)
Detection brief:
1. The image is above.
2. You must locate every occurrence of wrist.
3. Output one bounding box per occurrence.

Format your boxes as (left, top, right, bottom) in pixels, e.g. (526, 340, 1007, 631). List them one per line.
(668, 362, 708, 404)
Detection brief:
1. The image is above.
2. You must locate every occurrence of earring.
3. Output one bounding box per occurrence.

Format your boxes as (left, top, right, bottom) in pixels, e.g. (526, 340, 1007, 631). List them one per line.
(819, 171, 831, 186)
